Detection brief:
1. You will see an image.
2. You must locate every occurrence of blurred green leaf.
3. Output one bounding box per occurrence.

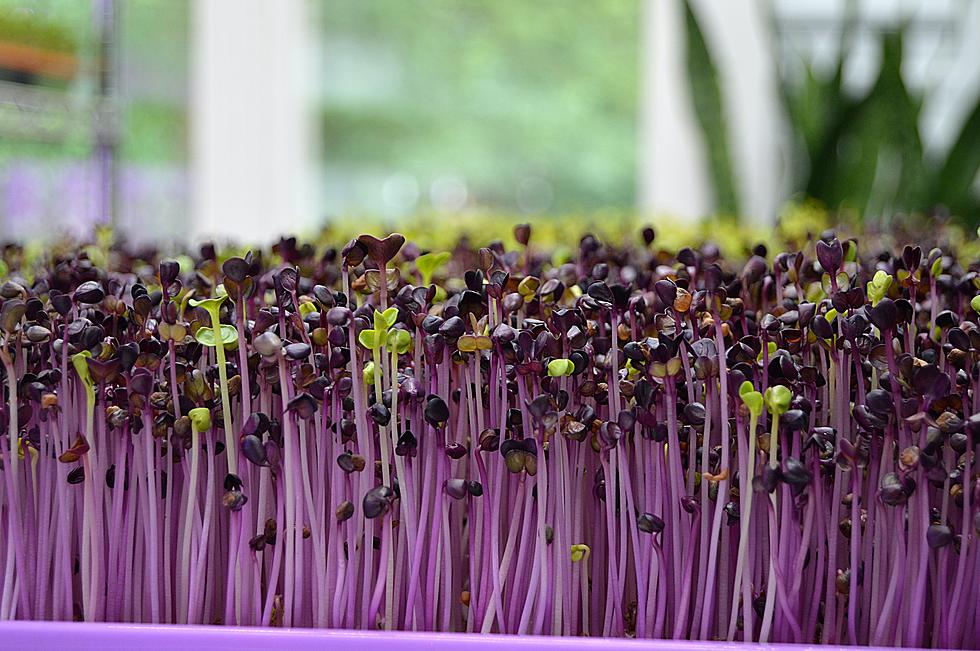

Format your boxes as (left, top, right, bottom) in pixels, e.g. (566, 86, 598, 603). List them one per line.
(682, 0, 739, 216)
(415, 251, 451, 286)
(320, 0, 640, 213)
(805, 31, 925, 217)
(932, 98, 980, 223)
(781, 59, 847, 190)
(778, 5, 980, 227)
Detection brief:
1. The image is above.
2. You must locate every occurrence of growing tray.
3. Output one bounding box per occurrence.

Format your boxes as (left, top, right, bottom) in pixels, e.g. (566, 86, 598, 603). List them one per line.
(0, 622, 918, 651)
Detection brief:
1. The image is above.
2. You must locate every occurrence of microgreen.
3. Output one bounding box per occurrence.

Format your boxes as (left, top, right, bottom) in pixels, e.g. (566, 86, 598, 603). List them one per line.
(415, 251, 451, 287)
(0, 227, 975, 648)
(546, 358, 575, 377)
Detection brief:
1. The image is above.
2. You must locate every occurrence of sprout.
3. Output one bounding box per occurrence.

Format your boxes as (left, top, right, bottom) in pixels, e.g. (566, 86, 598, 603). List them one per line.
(188, 407, 212, 432)
(363, 485, 394, 519)
(415, 251, 451, 286)
(637, 512, 665, 535)
(0, 226, 977, 645)
(739, 380, 763, 417)
(335, 501, 355, 522)
(546, 358, 575, 377)
(867, 270, 893, 306)
(926, 525, 953, 549)
(74, 281, 105, 304)
(764, 385, 792, 415)
(423, 395, 450, 427)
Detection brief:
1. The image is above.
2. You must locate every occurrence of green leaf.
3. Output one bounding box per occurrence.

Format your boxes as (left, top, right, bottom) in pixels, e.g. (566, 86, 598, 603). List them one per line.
(739, 380, 754, 398)
(547, 358, 575, 377)
(806, 30, 927, 218)
(782, 61, 846, 181)
(868, 270, 893, 306)
(739, 380, 763, 416)
(756, 341, 778, 363)
(358, 328, 379, 350)
(387, 328, 412, 355)
(805, 282, 826, 303)
(683, 0, 740, 216)
(416, 251, 451, 286)
(765, 385, 792, 416)
(932, 98, 980, 223)
(363, 361, 376, 386)
(971, 295, 980, 315)
(188, 407, 212, 431)
(194, 324, 238, 348)
(188, 295, 227, 312)
(372, 308, 398, 335)
(71, 351, 95, 395)
(742, 391, 764, 418)
(382, 307, 398, 329)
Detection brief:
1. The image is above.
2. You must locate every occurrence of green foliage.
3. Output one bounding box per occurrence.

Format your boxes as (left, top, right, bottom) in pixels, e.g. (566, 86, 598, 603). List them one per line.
(374, 307, 398, 333)
(934, 100, 980, 222)
(756, 341, 777, 364)
(805, 33, 926, 217)
(320, 0, 640, 213)
(358, 329, 380, 351)
(781, 25, 980, 224)
(681, 1, 980, 226)
(930, 249, 943, 277)
(188, 295, 227, 312)
(0, 3, 79, 52)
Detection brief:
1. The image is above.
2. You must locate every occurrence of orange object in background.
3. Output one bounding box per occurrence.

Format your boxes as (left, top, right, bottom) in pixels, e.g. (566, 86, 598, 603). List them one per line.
(0, 39, 77, 81)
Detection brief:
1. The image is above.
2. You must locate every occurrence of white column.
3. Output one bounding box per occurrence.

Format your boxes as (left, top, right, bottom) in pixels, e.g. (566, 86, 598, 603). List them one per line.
(190, 0, 318, 243)
(692, 0, 787, 226)
(639, 0, 713, 221)
(639, 0, 787, 225)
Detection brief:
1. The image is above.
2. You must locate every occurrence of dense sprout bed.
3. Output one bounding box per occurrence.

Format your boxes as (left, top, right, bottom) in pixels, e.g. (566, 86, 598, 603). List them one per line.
(0, 226, 978, 647)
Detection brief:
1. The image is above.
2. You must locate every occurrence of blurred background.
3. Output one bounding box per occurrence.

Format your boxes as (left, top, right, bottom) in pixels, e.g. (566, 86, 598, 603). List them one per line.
(0, 0, 978, 244)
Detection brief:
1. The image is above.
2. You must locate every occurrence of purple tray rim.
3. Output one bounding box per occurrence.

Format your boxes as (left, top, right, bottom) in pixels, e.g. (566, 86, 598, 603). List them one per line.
(0, 621, 941, 651)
